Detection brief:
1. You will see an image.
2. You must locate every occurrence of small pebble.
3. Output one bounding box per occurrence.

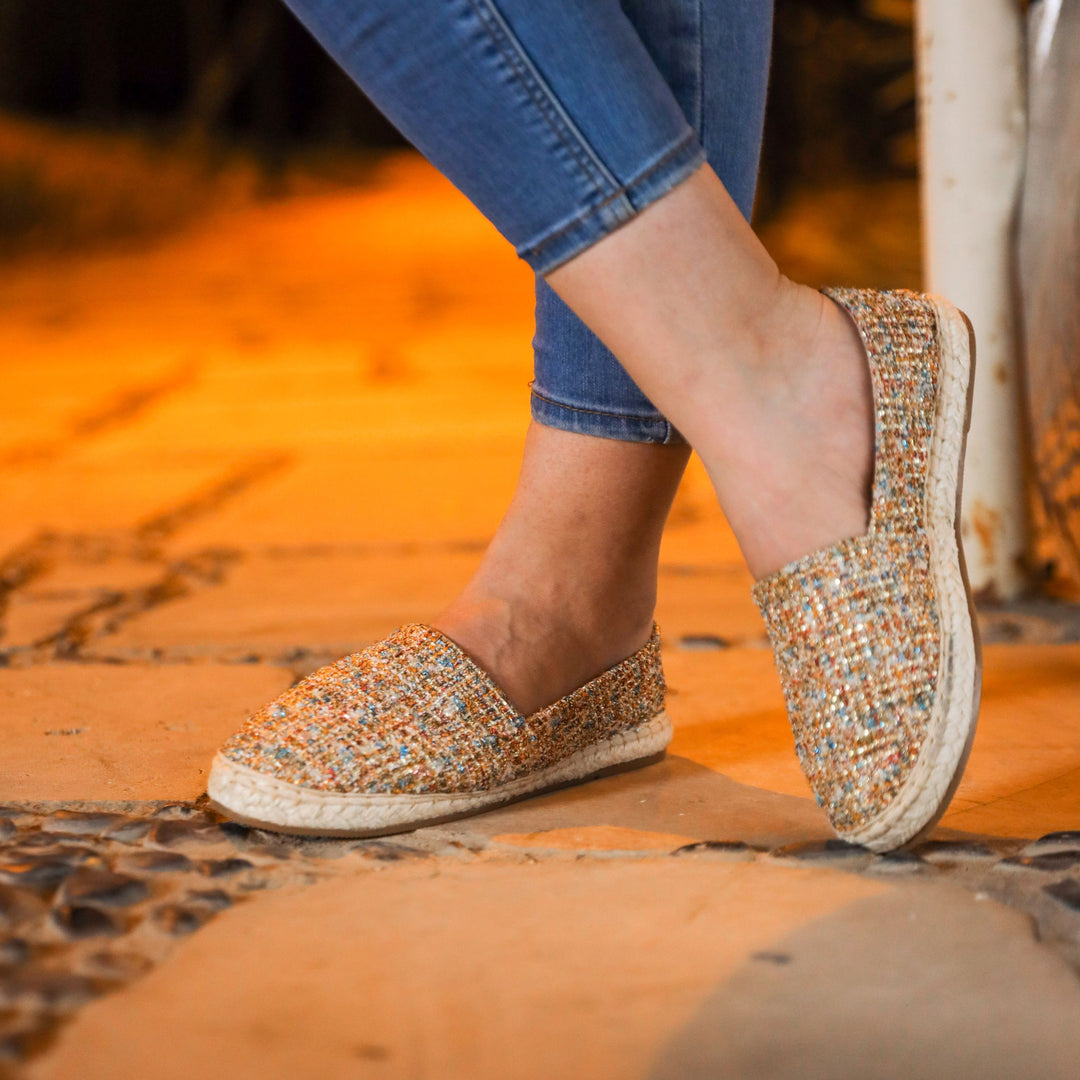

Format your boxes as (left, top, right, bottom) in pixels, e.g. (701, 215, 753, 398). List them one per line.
(152, 807, 217, 820)
(1023, 831, 1080, 856)
(52, 904, 123, 940)
(10, 833, 97, 852)
(912, 840, 998, 863)
(353, 1044, 390, 1062)
(102, 819, 153, 844)
(152, 804, 204, 820)
(79, 950, 153, 981)
(153, 905, 206, 936)
(0, 859, 77, 892)
(751, 951, 792, 965)
(199, 858, 254, 878)
(865, 850, 925, 874)
(672, 841, 758, 860)
(349, 841, 414, 863)
(769, 840, 871, 863)
(678, 634, 730, 651)
(116, 851, 193, 874)
(997, 851, 1080, 872)
(60, 869, 149, 908)
(185, 889, 231, 912)
(1035, 830, 1080, 845)
(221, 822, 293, 858)
(38, 811, 127, 838)
(150, 820, 226, 848)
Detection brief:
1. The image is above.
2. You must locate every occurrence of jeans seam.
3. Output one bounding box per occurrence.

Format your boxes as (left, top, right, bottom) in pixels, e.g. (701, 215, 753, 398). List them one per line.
(694, 0, 704, 137)
(531, 387, 664, 422)
(464, 0, 620, 198)
(522, 132, 701, 264)
(532, 391, 684, 445)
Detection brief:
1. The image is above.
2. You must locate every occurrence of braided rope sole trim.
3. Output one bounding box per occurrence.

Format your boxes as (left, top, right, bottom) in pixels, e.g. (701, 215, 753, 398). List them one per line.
(207, 712, 673, 838)
(841, 296, 982, 852)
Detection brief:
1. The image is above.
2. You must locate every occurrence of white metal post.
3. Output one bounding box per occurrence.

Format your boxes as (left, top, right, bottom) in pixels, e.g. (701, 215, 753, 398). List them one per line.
(915, 0, 1029, 599)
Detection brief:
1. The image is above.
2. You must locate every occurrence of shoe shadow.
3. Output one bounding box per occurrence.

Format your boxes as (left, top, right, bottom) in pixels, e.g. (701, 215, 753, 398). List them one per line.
(435, 754, 833, 850)
(648, 884, 1080, 1080)
(432, 752, 1039, 855)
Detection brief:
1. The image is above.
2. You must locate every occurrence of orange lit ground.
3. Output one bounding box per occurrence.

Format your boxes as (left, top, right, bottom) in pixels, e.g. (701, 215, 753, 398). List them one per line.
(4, 156, 1080, 1077)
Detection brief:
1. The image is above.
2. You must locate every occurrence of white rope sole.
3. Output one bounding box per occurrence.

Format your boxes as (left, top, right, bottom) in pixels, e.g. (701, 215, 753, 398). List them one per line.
(841, 296, 982, 852)
(208, 711, 673, 837)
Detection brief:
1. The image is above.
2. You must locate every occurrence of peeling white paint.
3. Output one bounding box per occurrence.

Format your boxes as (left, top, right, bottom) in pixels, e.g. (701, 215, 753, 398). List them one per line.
(916, 0, 1030, 598)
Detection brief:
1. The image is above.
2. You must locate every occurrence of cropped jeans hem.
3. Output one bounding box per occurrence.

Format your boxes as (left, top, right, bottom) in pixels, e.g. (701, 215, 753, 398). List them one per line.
(521, 134, 706, 275)
(530, 387, 688, 446)
(281, 0, 773, 446)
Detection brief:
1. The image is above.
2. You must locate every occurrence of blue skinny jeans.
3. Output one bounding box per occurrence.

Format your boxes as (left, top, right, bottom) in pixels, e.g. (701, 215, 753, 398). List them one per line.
(284, 0, 773, 445)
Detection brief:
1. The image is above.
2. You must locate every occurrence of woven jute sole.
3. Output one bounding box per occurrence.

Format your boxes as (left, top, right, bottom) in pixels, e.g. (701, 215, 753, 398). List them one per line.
(207, 711, 673, 838)
(841, 296, 983, 853)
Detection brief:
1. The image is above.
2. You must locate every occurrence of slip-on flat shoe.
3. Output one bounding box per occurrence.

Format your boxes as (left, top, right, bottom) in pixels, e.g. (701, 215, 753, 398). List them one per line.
(753, 287, 982, 853)
(208, 624, 671, 836)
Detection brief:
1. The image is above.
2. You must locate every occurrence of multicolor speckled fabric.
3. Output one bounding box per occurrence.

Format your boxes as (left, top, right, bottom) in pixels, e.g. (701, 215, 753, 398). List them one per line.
(220, 624, 665, 795)
(752, 287, 943, 833)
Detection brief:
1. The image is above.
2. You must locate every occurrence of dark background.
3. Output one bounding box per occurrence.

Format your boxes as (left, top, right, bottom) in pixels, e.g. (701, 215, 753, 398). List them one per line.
(0, 0, 917, 200)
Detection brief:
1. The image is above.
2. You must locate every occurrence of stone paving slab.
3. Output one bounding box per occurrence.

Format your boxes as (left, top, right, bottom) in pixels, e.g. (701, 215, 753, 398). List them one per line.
(3, 156, 1080, 1078)
(2, 799, 1079, 1076)
(92, 552, 764, 663)
(7, 644, 1080, 848)
(159, 442, 524, 550)
(96, 550, 484, 661)
(939, 645, 1080, 836)
(0, 348, 187, 458)
(0, 456, 231, 559)
(3, 665, 290, 802)
(26, 858, 1080, 1080)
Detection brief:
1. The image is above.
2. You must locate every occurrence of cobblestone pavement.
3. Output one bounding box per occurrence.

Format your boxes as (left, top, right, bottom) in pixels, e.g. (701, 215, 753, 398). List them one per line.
(1, 799, 1080, 1072)
(0, 800, 431, 1067)
(2, 158, 1080, 1078)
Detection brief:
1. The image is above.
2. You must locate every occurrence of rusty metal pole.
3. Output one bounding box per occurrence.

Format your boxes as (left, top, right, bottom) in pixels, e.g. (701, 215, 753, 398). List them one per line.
(915, 0, 1030, 599)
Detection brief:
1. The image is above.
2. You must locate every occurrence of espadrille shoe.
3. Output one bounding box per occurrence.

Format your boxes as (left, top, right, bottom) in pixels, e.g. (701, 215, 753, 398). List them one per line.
(207, 624, 670, 836)
(753, 288, 981, 853)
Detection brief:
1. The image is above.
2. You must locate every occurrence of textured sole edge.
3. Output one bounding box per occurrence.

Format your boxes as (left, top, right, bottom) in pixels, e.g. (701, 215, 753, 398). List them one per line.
(841, 296, 982, 853)
(207, 712, 673, 838)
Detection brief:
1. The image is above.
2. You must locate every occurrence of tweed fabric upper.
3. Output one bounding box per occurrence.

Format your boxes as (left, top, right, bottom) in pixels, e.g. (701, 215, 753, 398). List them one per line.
(752, 288, 942, 832)
(220, 624, 666, 795)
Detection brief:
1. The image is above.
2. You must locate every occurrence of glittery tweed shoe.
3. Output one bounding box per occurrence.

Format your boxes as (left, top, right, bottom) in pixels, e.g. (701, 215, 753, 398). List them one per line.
(753, 287, 981, 853)
(207, 624, 670, 836)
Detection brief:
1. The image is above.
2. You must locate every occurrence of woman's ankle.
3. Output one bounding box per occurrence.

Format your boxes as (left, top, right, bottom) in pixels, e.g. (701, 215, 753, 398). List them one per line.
(700, 285, 875, 580)
(433, 585, 656, 715)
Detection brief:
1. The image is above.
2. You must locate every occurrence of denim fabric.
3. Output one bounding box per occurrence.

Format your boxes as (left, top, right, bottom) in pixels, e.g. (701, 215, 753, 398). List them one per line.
(282, 0, 773, 443)
(284, 0, 706, 272)
(532, 1, 774, 444)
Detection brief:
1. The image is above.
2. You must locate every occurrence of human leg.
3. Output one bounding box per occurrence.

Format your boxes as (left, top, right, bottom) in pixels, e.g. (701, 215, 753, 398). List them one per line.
(277, 0, 858, 576)
(435, 424, 688, 716)
(531, 0, 774, 444)
(437, 0, 774, 713)
(546, 164, 874, 581)
(213, 0, 978, 849)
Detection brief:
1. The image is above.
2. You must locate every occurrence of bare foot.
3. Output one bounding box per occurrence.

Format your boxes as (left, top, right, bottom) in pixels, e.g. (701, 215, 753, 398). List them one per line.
(696, 280, 874, 580)
(544, 168, 875, 584)
(432, 423, 688, 715)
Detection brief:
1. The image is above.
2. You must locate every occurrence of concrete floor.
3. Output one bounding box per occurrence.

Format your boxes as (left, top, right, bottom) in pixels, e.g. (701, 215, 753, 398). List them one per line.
(2, 155, 1080, 1078)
